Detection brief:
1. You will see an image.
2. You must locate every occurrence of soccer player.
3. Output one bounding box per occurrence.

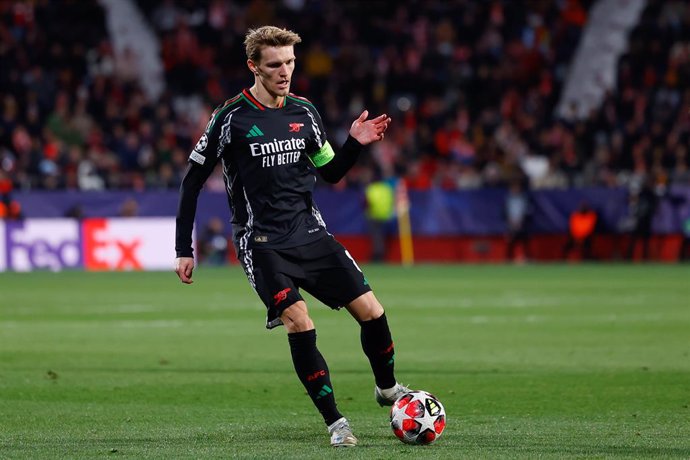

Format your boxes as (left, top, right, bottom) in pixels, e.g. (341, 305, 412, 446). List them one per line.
(174, 26, 409, 447)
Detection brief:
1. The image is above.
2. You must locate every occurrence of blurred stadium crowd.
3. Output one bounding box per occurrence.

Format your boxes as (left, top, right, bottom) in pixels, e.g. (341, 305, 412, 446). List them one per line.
(0, 0, 689, 197)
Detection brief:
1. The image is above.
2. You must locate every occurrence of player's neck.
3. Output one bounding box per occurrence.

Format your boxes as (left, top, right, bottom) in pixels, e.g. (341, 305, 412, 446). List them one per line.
(249, 85, 284, 108)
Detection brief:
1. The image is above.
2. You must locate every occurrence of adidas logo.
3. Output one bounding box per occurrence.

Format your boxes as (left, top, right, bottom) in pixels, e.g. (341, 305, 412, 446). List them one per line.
(246, 125, 264, 138)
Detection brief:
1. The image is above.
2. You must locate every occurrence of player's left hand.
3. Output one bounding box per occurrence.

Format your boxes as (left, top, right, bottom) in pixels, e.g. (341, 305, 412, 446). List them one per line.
(349, 110, 391, 145)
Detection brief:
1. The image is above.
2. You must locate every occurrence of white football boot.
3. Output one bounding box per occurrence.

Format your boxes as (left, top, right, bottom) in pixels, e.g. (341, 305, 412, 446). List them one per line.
(375, 382, 411, 407)
(328, 417, 358, 447)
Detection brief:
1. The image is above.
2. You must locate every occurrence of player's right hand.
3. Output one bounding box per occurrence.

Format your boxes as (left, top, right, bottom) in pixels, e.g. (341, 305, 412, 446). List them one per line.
(175, 257, 195, 284)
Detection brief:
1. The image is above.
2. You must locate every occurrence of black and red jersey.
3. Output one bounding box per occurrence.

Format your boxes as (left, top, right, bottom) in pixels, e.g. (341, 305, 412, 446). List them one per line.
(175, 89, 361, 258)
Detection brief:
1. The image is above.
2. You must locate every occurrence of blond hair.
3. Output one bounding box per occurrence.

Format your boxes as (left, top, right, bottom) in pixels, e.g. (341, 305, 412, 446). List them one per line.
(244, 26, 302, 63)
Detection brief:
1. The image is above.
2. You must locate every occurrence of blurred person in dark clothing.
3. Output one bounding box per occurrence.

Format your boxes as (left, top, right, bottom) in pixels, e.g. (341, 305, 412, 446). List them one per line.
(199, 216, 228, 265)
(625, 181, 658, 260)
(505, 180, 531, 262)
(679, 216, 690, 262)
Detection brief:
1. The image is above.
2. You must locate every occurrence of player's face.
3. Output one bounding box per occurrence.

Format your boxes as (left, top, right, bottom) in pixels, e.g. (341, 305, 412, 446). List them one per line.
(253, 46, 296, 97)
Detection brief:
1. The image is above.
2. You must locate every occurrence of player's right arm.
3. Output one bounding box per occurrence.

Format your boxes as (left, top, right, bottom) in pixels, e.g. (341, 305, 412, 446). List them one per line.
(175, 162, 217, 283)
(175, 113, 224, 284)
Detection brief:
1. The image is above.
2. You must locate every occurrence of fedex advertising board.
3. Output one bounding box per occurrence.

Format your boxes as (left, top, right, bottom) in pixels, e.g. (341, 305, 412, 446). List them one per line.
(0, 217, 180, 272)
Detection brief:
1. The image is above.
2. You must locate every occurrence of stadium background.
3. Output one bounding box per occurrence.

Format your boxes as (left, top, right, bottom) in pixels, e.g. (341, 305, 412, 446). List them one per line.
(2, 2, 690, 458)
(1, 0, 690, 269)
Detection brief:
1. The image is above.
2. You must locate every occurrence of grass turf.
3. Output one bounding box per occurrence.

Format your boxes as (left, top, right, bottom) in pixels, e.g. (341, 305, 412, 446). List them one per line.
(1, 264, 689, 459)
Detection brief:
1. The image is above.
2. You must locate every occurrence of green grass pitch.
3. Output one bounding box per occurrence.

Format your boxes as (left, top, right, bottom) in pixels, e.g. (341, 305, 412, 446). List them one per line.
(1, 264, 689, 459)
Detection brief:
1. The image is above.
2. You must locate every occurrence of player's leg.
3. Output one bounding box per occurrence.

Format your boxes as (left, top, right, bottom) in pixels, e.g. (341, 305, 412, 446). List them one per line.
(299, 237, 409, 407)
(282, 301, 339, 424)
(346, 293, 394, 390)
(238, 246, 355, 446)
(346, 292, 409, 406)
(281, 301, 357, 447)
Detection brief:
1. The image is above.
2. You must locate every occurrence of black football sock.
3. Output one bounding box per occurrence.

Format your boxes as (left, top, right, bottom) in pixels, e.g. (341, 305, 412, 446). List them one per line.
(288, 330, 343, 426)
(360, 313, 397, 389)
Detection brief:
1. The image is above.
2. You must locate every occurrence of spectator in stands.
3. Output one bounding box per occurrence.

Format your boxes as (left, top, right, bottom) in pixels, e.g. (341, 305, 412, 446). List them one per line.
(1, 0, 598, 192)
(118, 197, 139, 217)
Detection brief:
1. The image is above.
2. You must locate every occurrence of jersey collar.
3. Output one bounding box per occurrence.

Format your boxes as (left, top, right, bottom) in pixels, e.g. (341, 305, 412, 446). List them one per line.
(242, 88, 286, 110)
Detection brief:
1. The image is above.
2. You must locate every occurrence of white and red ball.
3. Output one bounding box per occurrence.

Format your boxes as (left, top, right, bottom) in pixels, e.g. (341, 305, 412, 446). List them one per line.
(390, 390, 446, 445)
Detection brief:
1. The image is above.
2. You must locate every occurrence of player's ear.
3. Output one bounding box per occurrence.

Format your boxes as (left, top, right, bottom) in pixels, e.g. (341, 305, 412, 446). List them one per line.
(247, 59, 258, 75)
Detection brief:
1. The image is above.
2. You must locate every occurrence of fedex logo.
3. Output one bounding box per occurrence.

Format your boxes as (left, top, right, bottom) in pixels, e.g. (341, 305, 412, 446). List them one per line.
(83, 218, 176, 271)
(4, 219, 82, 272)
(83, 219, 142, 270)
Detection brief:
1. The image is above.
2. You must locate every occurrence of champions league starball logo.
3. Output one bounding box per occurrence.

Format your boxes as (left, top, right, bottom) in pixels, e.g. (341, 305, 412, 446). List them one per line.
(194, 133, 209, 152)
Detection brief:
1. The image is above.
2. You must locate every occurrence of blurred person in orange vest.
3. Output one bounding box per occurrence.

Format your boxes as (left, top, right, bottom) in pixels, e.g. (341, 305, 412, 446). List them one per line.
(0, 171, 22, 220)
(0, 195, 22, 220)
(562, 201, 598, 261)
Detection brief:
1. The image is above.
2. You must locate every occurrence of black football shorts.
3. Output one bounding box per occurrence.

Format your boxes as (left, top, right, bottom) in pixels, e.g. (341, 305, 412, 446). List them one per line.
(237, 236, 372, 329)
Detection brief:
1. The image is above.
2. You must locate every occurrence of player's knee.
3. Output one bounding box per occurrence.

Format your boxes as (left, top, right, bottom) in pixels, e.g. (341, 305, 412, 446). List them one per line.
(281, 302, 314, 333)
(347, 292, 384, 322)
(284, 314, 314, 333)
(359, 304, 384, 322)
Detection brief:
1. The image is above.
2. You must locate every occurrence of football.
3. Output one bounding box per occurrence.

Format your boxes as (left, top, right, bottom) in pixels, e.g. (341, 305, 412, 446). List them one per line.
(390, 390, 446, 445)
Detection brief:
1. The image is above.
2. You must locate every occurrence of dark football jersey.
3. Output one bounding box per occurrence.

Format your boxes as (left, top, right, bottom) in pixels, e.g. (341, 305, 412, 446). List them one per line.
(183, 89, 338, 254)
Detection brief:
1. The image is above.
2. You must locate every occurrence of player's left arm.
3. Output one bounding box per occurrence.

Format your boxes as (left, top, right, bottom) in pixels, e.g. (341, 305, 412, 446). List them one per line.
(348, 110, 391, 145)
(317, 110, 391, 184)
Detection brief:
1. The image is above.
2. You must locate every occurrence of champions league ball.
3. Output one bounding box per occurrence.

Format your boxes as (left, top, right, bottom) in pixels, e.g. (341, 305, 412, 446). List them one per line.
(390, 390, 446, 445)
